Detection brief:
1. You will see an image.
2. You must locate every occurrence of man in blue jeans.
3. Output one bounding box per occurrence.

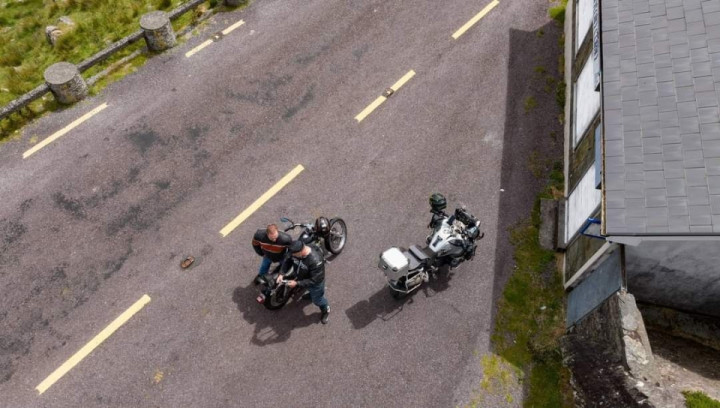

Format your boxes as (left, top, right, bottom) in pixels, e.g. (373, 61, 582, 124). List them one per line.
(251, 224, 293, 285)
(277, 240, 330, 324)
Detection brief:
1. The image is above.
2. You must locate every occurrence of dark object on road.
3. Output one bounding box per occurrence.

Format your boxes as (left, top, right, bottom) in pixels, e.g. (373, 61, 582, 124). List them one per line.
(383, 88, 395, 97)
(180, 256, 195, 269)
(379, 194, 484, 298)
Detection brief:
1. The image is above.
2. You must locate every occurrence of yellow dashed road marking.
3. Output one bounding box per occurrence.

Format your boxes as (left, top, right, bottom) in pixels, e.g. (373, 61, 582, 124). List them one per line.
(452, 0, 500, 39)
(355, 70, 416, 123)
(186, 19, 246, 58)
(220, 164, 305, 237)
(36, 294, 151, 395)
(23, 103, 108, 159)
(222, 19, 245, 35)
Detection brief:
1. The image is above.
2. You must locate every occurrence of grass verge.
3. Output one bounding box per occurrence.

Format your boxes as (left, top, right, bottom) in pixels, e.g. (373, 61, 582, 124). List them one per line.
(491, 162, 572, 407)
(684, 391, 720, 408)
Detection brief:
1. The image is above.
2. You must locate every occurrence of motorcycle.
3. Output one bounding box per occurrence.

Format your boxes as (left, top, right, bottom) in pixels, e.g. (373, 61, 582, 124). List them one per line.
(378, 196, 483, 299)
(256, 216, 347, 310)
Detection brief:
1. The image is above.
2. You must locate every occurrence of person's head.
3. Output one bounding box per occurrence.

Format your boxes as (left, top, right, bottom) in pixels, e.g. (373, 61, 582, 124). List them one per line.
(289, 240, 306, 257)
(266, 224, 279, 241)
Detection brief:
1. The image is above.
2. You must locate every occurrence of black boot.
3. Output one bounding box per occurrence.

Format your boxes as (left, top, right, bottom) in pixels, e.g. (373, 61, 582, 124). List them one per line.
(253, 275, 264, 285)
(320, 306, 330, 324)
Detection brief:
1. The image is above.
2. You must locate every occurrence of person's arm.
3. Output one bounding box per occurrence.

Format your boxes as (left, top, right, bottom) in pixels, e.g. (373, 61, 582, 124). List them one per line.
(297, 261, 323, 288)
(251, 231, 264, 256)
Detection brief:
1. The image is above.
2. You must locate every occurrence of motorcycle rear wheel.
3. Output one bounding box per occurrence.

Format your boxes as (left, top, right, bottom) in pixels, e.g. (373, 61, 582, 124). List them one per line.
(264, 287, 291, 310)
(325, 218, 347, 255)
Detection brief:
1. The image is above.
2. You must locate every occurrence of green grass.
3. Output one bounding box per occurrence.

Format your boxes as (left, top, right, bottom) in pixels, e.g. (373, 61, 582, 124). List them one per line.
(523, 96, 538, 113)
(549, 0, 568, 25)
(0, 0, 238, 140)
(490, 161, 572, 408)
(684, 391, 720, 408)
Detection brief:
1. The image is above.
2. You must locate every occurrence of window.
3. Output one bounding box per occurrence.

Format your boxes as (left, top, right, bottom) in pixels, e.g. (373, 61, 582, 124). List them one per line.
(573, 58, 601, 147)
(566, 163, 602, 243)
(576, 0, 593, 53)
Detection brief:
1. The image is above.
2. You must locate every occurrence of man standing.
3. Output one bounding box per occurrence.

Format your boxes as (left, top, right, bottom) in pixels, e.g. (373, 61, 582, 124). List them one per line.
(277, 240, 330, 324)
(251, 224, 293, 285)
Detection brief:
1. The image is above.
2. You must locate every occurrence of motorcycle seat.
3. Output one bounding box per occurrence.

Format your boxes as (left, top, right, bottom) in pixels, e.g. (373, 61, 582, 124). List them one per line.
(409, 245, 431, 261)
(403, 250, 422, 271)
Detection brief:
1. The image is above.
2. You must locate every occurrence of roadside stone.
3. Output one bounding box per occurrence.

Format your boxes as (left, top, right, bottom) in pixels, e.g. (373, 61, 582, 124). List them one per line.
(140, 11, 176, 52)
(57, 16, 75, 27)
(45, 25, 62, 46)
(44, 62, 87, 104)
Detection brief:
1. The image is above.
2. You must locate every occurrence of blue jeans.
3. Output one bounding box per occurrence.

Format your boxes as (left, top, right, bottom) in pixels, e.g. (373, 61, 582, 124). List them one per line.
(308, 282, 329, 310)
(258, 256, 273, 276)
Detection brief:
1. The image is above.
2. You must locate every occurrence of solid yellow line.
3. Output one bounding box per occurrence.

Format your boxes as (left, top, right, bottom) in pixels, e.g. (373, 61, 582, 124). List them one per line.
(222, 19, 245, 35)
(36, 294, 151, 395)
(452, 0, 500, 39)
(355, 96, 387, 123)
(185, 39, 213, 58)
(220, 165, 305, 237)
(23, 103, 108, 159)
(390, 70, 416, 91)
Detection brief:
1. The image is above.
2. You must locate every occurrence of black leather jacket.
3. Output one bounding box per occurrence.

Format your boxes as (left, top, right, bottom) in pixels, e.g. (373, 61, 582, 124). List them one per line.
(251, 229, 293, 262)
(280, 244, 325, 288)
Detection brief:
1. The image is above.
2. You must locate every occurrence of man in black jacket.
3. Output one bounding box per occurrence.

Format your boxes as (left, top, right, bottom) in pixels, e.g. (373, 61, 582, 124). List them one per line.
(251, 224, 293, 285)
(277, 240, 330, 324)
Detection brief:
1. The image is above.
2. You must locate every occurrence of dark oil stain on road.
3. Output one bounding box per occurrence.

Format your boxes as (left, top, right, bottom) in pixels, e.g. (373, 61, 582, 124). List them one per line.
(106, 205, 150, 236)
(226, 74, 293, 106)
(283, 85, 315, 120)
(53, 192, 87, 219)
(353, 44, 370, 61)
(103, 244, 133, 280)
(127, 126, 160, 155)
(155, 180, 171, 190)
(294, 44, 330, 65)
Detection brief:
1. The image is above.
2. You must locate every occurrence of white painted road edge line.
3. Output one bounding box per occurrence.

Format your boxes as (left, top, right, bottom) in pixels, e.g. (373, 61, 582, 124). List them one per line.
(23, 103, 108, 159)
(452, 0, 500, 39)
(36, 294, 151, 395)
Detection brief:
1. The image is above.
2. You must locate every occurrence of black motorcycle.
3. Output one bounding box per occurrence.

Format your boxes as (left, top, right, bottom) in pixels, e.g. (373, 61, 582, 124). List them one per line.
(256, 216, 347, 310)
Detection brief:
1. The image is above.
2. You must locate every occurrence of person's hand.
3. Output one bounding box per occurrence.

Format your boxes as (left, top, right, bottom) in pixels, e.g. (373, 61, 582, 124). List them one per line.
(286, 280, 298, 288)
(275, 275, 284, 285)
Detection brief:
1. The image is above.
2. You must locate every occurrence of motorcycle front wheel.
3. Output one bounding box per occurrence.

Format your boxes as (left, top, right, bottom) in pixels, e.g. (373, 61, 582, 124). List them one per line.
(325, 218, 347, 255)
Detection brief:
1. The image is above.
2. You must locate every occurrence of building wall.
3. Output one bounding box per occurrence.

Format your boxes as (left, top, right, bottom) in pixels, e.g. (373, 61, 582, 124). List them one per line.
(626, 240, 720, 317)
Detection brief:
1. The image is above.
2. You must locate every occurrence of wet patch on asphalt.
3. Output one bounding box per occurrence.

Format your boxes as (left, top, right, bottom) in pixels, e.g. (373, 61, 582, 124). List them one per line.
(225, 74, 293, 106)
(283, 85, 315, 120)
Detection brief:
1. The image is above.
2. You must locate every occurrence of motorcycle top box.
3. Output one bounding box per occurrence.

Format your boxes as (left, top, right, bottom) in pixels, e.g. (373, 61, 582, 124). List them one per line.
(378, 247, 409, 281)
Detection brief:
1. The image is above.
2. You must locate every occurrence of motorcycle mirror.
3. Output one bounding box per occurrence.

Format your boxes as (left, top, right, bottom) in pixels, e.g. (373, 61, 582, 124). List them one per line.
(280, 217, 291, 223)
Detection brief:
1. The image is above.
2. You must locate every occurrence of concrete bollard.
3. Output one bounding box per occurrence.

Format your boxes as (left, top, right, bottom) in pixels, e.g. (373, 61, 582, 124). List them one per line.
(44, 62, 88, 104)
(140, 11, 176, 52)
(224, 0, 247, 6)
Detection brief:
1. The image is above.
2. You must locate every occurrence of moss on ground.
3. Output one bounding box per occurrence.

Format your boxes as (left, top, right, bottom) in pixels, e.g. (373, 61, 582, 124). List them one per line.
(684, 391, 720, 408)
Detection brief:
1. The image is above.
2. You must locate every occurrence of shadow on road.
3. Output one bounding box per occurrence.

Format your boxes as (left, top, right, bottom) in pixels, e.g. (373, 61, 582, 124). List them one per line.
(231, 285, 319, 346)
(345, 267, 454, 330)
(488, 21, 564, 328)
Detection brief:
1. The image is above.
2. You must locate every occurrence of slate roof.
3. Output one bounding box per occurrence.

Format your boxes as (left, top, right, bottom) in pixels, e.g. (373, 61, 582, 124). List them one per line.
(601, 0, 720, 234)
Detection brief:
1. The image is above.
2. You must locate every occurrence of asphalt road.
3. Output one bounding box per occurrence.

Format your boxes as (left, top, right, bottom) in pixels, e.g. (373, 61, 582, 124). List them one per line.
(0, 0, 563, 406)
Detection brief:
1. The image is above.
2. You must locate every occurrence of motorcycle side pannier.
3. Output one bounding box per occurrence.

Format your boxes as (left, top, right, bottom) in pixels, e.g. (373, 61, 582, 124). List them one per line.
(378, 247, 409, 281)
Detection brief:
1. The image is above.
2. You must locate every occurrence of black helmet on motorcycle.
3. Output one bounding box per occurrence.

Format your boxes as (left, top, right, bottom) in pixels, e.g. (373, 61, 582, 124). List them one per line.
(315, 217, 330, 236)
(429, 193, 447, 212)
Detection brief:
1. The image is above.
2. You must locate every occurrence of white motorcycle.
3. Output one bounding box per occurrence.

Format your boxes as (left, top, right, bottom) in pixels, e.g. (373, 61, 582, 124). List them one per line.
(378, 194, 484, 298)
